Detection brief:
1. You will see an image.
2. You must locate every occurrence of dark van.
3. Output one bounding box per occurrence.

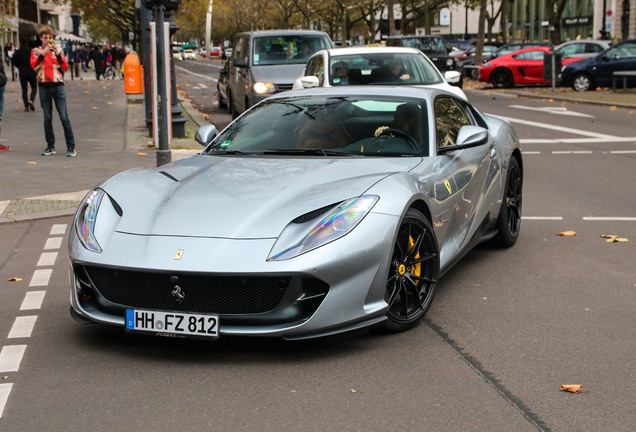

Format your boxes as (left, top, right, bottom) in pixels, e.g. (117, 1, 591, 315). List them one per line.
(228, 30, 334, 117)
(385, 35, 456, 73)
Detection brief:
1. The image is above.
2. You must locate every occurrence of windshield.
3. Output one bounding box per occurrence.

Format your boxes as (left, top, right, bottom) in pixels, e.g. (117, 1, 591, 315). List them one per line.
(392, 37, 446, 52)
(328, 52, 443, 86)
(205, 95, 429, 157)
(253, 35, 332, 66)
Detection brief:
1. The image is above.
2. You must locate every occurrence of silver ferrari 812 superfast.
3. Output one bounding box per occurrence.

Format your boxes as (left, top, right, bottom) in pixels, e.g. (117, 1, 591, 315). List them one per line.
(69, 86, 522, 340)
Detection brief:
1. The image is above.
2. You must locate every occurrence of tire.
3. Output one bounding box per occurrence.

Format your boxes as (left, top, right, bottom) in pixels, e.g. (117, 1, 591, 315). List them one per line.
(491, 68, 513, 88)
(217, 85, 226, 109)
(572, 73, 594, 92)
(490, 157, 523, 248)
(382, 209, 440, 333)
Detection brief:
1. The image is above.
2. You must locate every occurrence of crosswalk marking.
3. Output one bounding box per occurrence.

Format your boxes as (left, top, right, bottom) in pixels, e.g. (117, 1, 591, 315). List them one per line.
(36, 251, 58, 267)
(44, 237, 63, 250)
(50, 224, 67, 235)
(0, 383, 12, 418)
(8, 317, 38, 339)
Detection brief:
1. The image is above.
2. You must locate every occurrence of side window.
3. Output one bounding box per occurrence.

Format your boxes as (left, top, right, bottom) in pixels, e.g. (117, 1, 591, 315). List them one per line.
(233, 37, 244, 62)
(435, 97, 472, 148)
(243, 38, 251, 65)
(587, 44, 603, 53)
(305, 56, 324, 86)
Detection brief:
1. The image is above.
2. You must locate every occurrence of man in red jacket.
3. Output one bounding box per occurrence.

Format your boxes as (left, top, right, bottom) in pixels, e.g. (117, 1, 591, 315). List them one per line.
(31, 25, 76, 157)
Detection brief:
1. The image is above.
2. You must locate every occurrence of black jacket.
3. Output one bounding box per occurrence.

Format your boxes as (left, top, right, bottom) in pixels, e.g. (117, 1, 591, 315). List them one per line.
(11, 46, 35, 77)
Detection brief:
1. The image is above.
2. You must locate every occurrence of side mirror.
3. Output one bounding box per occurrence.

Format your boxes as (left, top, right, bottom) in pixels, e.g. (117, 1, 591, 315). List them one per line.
(194, 124, 218, 147)
(438, 126, 488, 154)
(301, 76, 320, 88)
(444, 70, 461, 84)
(233, 57, 247, 67)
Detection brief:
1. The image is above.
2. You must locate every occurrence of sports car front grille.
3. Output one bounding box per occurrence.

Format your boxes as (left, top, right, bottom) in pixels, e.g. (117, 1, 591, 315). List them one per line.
(275, 83, 293, 91)
(82, 265, 290, 314)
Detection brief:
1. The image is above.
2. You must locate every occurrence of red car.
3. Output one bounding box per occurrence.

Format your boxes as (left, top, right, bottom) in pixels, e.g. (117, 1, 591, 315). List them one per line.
(479, 46, 584, 87)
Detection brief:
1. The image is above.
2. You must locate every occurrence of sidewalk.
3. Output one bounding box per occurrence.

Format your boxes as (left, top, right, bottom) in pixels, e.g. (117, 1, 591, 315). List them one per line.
(0, 74, 207, 224)
(0, 75, 633, 224)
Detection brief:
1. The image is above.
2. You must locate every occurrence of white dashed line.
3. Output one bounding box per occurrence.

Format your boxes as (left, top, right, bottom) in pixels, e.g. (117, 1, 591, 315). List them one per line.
(609, 150, 636, 154)
(0, 383, 12, 417)
(552, 151, 593, 154)
(28, 269, 52, 287)
(50, 224, 67, 235)
(0, 345, 27, 372)
(8, 317, 38, 339)
(36, 251, 58, 267)
(583, 217, 636, 221)
(44, 237, 63, 250)
(20, 291, 46, 311)
(522, 216, 563, 220)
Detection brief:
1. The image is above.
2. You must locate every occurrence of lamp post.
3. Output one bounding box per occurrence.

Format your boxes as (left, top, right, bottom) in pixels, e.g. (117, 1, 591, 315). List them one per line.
(600, 0, 608, 39)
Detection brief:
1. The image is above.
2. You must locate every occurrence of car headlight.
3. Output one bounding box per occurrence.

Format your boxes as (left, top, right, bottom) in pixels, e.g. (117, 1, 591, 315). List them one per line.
(268, 195, 379, 261)
(446, 58, 454, 67)
(483, 62, 492, 68)
(75, 188, 106, 253)
(253, 82, 276, 94)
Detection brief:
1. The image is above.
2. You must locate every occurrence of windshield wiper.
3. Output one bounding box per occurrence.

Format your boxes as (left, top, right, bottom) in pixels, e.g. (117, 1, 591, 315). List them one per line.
(205, 149, 247, 155)
(262, 148, 353, 157)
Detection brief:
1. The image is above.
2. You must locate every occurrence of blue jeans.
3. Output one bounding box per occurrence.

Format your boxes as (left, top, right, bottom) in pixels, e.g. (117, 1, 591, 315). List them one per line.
(39, 84, 75, 151)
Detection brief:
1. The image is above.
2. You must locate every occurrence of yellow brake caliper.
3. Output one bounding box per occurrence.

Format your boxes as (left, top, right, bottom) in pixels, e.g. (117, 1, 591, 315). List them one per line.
(408, 235, 421, 289)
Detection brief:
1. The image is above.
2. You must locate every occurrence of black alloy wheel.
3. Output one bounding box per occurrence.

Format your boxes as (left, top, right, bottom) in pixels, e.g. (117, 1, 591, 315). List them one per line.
(491, 157, 522, 247)
(383, 209, 440, 332)
(491, 68, 513, 88)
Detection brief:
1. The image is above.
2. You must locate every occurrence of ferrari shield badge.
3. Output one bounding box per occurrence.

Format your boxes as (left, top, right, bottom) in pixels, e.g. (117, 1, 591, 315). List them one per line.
(174, 249, 184, 260)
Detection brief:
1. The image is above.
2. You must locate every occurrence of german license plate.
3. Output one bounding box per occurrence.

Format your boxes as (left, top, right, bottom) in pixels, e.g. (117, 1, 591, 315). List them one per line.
(125, 309, 219, 339)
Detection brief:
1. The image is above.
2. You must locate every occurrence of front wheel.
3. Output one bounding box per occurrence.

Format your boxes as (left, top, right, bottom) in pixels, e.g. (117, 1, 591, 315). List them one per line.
(491, 69, 513, 88)
(490, 157, 523, 248)
(382, 209, 440, 333)
(572, 73, 594, 92)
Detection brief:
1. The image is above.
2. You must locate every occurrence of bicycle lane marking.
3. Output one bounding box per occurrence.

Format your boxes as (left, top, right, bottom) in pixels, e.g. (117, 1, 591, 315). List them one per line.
(0, 223, 67, 418)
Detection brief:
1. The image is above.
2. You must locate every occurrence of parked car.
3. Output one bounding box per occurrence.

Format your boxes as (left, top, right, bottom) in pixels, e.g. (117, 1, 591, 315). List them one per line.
(68, 86, 522, 340)
(227, 29, 334, 117)
(559, 39, 636, 91)
(452, 44, 499, 67)
(554, 40, 611, 59)
(385, 35, 457, 72)
(208, 46, 223, 59)
(479, 46, 584, 88)
(216, 60, 230, 111)
(172, 46, 182, 61)
(182, 49, 196, 60)
(487, 42, 551, 62)
(292, 46, 465, 97)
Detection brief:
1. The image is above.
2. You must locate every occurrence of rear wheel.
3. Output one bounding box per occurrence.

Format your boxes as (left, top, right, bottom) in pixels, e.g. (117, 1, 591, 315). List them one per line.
(490, 157, 523, 248)
(491, 68, 513, 88)
(572, 73, 594, 92)
(382, 209, 439, 333)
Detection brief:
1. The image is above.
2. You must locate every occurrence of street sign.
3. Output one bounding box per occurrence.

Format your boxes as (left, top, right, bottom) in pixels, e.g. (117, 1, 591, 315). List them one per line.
(440, 8, 450, 26)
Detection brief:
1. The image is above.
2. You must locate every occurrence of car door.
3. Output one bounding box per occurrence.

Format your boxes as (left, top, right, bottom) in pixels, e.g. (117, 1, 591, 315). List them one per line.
(434, 96, 498, 255)
(593, 41, 636, 86)
(229, 35, 247, 113)
(514, 50, 546, 83)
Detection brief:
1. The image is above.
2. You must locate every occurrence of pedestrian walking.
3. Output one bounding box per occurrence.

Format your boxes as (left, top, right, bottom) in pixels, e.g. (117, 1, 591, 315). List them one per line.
(30, 25, 76, 157)
(0, 58, 8, 151)
(89, 45, 105, 80)
(12, 37, 37, 112)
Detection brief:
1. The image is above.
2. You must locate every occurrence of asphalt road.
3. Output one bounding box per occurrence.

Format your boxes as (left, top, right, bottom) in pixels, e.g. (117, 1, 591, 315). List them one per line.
(0, 63, 634, 431)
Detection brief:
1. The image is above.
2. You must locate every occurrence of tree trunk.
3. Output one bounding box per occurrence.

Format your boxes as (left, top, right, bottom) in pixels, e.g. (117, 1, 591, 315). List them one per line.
(501, 0, 509, 43)
(474, 0, 488, 67)
(388, 0, 396, 36)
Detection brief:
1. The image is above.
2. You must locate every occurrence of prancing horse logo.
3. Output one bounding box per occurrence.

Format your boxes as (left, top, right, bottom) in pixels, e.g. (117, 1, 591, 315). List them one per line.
(170, 276, 185, 303)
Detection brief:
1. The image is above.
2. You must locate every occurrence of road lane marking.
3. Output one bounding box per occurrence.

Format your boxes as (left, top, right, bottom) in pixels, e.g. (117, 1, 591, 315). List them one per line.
(609, 150, 636, 154)
(499, 116, 618, 139)
(0, 345, 27, 372)
(522, 216, 563, 220)
(29, 269, 51, 287)
(20, 291, 46, 311)
(44, 237, 62, 250)
(50, 224, 67, 235)
(522, 151, 541, 154)
(0, 383, 12, 418)
(520, 137, 636, 144)
(552, 151, 593, 154)
(509, 105, 595, 118)
(36, 251, 58, 267)
(583, 217, 636, 221)
(8, 316, 38, 339)
(175, 65, 217, 83)
(0, 200, 9, 216)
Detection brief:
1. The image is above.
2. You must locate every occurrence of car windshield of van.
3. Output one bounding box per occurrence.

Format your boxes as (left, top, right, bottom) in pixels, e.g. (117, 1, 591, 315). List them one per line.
(328, 53, 443, 86)
(253, 36, 332, 66)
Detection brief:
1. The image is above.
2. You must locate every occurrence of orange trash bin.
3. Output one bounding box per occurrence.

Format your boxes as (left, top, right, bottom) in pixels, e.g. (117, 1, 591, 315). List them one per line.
(123, 53, 143, 94)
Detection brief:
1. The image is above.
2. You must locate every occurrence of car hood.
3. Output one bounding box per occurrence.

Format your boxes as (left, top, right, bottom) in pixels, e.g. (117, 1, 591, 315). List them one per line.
(103, 155, 421, 238)
(251, 64, 306, 84)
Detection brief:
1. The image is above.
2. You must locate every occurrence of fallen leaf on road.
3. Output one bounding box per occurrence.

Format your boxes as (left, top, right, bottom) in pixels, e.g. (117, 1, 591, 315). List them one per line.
(8, 277, 22, 282)
(350, 389, 363, 393)
(610, 106, 617, 111)
(560, 384, 588, 394)
(92, 107, 99, 109)
(2, 376, 7, 380)
(557, 231, 577, 236)
(83, 91, 90, 94)
(137, 152, 148, 156)
(27, 161, 37, 165)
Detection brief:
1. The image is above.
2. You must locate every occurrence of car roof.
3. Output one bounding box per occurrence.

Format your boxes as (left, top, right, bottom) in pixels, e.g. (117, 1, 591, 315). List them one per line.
(271, 85, 461, 101)
(555, 40, 611, 49)
(237, 29, 331, 37)
(314, 46, 424, 57)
